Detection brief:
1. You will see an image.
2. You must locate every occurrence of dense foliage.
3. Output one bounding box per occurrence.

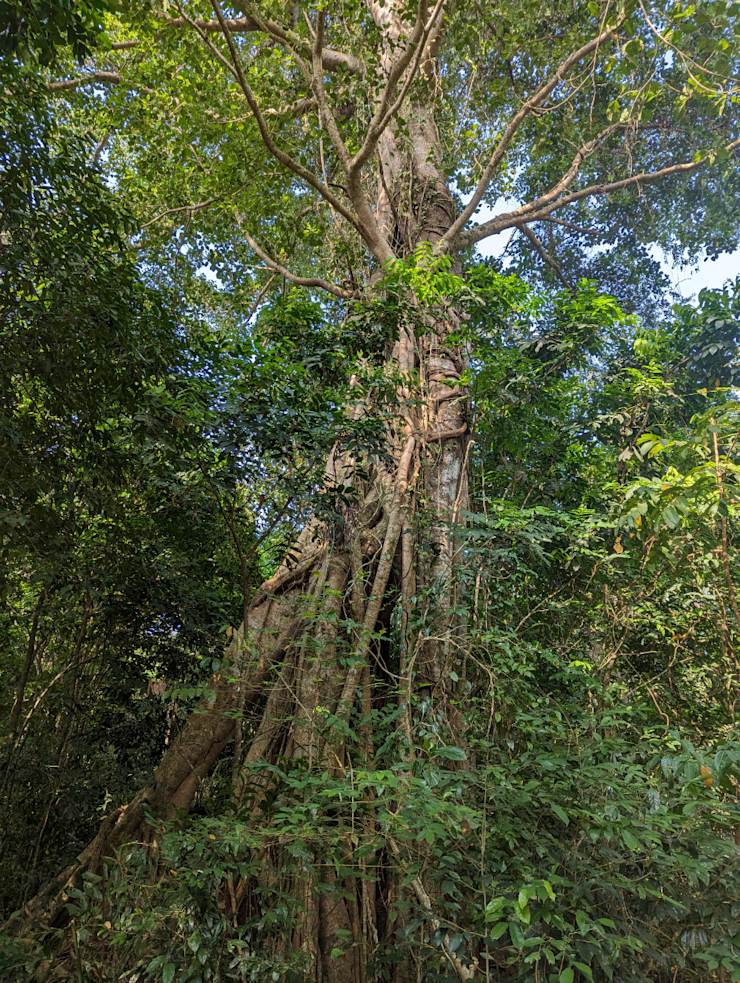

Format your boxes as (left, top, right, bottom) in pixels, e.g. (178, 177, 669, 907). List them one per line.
(2, 1, 740, 982)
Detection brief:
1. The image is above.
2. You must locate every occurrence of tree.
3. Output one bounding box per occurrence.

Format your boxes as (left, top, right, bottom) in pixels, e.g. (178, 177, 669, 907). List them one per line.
(3, 0, 740, 980)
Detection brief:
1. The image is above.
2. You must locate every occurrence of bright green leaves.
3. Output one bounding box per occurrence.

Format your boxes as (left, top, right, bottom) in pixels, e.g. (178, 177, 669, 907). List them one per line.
(621, 403, 740, 549)
(384, 243, 480, 308)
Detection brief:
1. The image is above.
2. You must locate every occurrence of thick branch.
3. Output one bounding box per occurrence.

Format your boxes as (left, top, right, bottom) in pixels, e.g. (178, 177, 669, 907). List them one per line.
(456, 137, 740, 251)
(481, 123, 619, 225)
(453, 125, 616, 247)
(160, 8, 364, 75)
(161, 13, 258, 32)
(48, 71, 155, 94)
(438, 24, 619, 250)
(104, 12, 363, 74)
(419, 424, 468, 442)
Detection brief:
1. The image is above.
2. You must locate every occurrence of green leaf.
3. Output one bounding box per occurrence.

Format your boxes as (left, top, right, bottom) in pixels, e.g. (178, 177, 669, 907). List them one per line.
(662, 504, 680, 528)
(551, 804, 569, 825)
(509, 921, 526, 949)
(559, 969, 574, 983)
(162, 964, 176, 983)
(433, 745, 467, 761)
(574, 962, 595, 981)
(622, 830, 639, 851)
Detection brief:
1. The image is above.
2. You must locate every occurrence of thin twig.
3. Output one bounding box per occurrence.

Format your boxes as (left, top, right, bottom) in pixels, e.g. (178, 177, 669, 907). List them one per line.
(517, 223, 573, 293)
(240, 223, 360, 299)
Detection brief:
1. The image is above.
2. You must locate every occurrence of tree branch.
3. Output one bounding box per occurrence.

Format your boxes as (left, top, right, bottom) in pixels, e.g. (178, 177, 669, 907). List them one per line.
(176, 3, 363, 237)
(129, 12, 364, 74)
(241, 2, 393, 260)
(311, 8, 353, 173)
(455, 137, 740, 251)
(351, 0, 443, 175)
(517, 223, 573, 293)
(535, 215, 602, 236)
(503, 124, 619, 218)
(140, 197, 218, 229)
(339, 0, 447, 261)
(171, 8, 363, 73)
(438, 23, 620, 251)
(240, 224, 361, 299)
(160, 13, 259, 32)
(263, 96, 317, 117)
(453, 124, 616, 246)
(371, 0, 447, 151)
(48, 71, 155, 94)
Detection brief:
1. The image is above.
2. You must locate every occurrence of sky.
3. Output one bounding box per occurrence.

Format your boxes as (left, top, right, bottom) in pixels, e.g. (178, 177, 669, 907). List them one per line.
(471, 201, 739, 299)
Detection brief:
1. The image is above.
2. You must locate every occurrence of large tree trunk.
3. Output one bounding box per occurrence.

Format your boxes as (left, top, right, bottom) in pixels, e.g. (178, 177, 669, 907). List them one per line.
(13, 42, 477, 983)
